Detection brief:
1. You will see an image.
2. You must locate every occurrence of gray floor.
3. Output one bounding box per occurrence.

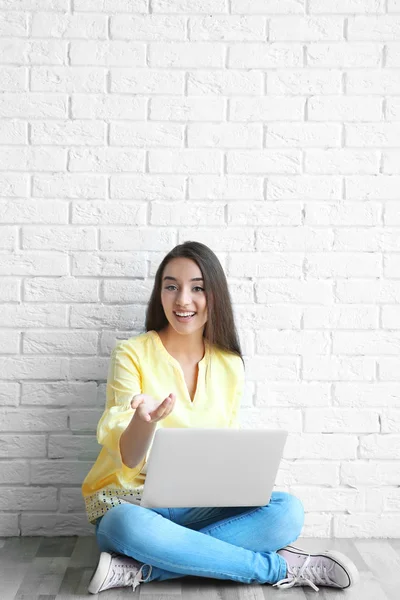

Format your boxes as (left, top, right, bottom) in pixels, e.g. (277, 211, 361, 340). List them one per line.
(0, 536, 397, 599)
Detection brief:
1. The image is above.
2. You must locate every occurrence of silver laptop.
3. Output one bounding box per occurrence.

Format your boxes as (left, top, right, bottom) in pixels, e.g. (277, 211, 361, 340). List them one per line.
(140, 428, 288, 509)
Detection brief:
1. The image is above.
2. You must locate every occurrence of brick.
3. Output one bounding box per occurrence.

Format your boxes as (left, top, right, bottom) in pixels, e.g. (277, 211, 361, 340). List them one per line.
(268, 69, 341, 94)
(150, 97, 224, 121)
(0, 408, 68, 431)
(178, 227, 253, 251)
(276, 460, 339, 486)
(0, 358, 68, 380)
(267, 175, 341, 200)
(359, 434, 400, 458)
(0, 12, 28, 37)
(110, 175, 185, 199)
(72, 94, 146, 119)
(0, 120, 27, 144)
(266, 123, 341, 148)
(0, 67, 27, 92)
(69, 408, 103, 431)
(309, 0, 385, 13)
(230, 97, 304, 121)
(346, 175, 400, 199)
(72, 201, 146, 225)
(189, 175, 263, 200)
(24, 276, 99, 303)
(0, 383, 19, 407)
(348, 16, 400, 40)
(347, 70, 400, 94)
(308, 96, 382, 121)
(33, 173, 106, 199)
(149, 149, 222, 173)
(0, 226, 17, 250)
(111, 68, 183, 94)
(269, 17, 344, 41)
(152, 0, 227, 13)
(74, 0, 147, 10)
(71, 252, 146, 277)
(0, 279, 20, 302)
(70, 304, 145, 329)
(59, 488, 86, 512)
(346, 123, 400, 147)
(284, 434, 357, 459)
(70, 40, 145, 65)
(0, 147, 66, 171)
(0, 200, 68, 224)
(304, 408, 380, 432)
(257, 381, 330, 406)
(0, 330, 19, 354)
(335, 383, 400, 407)
(0, 93, 66, 118)
(110, 122, 183, 147)
(229, 43, 303, 68)
(100, 227, 175, 251)
(0, 487, 57, 510)
(22, 226, 96, 251)
(111, 15, 185, 40)
(31, 66, 105, 93)
(31, 120, 106, 145)
(152, 201, 224, 226)
(21, 513, 93, 536)
(383, 151, 400, 174)
(307, 42, 382, 67)
(0, 435, 46, 458)
(188, 123, 261, 148)
(69, 148, 144, 173)
(228, 202, 301, 226)
(48, 435, 100, 459)
(227, 252, 303, 278)
(227, 150, 301, 174)
(305, 202, 380, 225)
(336, 279, 400, 302)
(188, 70, 263, 95)
(30, 461, 91, 484)
(256, 280, 332, 304)
(304, 149, 379, 174)
(303, 356, 375, 381)
(333, 332, 400, 356)
(149, 43, 224, 68)
(0, 254, 68, 276)
(31, 13, 107, 39)
(303, 305, 378, 329)
(257, 227, 333, 251)
(21, 382, 98, 407)
(23, 331, 98, 355)
(231, 0, 303, 12)
(189, 16, 265, 41)
(0, 461, 28, 483)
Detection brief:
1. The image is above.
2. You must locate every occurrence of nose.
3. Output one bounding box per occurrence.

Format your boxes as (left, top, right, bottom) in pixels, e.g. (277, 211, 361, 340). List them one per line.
(176, 287, 193, 308)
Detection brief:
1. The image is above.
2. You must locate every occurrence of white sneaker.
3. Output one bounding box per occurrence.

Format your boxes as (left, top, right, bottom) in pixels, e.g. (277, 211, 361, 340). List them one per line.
(88, 551, 153, 594)
(273, 545, 360, 592)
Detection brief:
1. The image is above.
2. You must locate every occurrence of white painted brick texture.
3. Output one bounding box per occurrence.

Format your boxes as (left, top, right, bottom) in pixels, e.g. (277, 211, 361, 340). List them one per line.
(0, 0, 399, 538)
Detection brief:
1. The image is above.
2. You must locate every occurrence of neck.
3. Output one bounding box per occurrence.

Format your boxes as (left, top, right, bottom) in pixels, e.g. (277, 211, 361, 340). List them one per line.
(158, 326, 206, 362)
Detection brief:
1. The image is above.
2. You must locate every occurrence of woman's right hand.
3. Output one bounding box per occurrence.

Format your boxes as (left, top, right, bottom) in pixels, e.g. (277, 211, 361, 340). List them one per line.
(130, 393, 176, 423)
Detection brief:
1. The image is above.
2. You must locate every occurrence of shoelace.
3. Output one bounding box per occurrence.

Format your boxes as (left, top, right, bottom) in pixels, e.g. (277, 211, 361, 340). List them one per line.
(273, 554, 336, 592)
(130, 564, 153, 593)
(107, 559, 153, 593)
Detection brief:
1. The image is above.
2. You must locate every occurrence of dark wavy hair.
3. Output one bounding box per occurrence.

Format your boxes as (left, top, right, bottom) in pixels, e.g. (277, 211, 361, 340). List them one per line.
(144, 241, 244, 368)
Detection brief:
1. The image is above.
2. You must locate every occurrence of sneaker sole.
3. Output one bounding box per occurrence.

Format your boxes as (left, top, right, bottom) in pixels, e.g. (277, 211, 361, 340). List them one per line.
(88, 552, 112, 594)
(284, 545, 360, 589)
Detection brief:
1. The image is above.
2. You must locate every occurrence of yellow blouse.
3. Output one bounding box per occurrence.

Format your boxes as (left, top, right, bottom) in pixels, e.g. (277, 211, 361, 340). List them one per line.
(81, 329, 245, 524)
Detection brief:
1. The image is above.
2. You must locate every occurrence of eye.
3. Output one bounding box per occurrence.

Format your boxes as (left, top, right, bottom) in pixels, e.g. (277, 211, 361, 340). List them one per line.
(164, 285, 204, 292)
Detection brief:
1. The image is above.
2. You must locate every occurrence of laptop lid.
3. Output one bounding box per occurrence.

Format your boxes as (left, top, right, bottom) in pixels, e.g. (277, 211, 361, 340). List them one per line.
(140, 428, 288, 509)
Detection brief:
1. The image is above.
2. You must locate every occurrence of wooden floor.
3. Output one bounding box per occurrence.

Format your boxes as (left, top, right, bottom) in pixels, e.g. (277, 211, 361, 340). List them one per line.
(0, 536, 398, 599)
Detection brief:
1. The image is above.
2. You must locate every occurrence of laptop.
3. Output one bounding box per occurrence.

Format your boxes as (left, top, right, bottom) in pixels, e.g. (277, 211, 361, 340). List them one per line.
(140, 428, 288, 509)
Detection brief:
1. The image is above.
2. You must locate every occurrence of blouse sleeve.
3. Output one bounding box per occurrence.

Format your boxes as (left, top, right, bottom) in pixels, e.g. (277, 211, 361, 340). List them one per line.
(96, 342, 143, 472)
(229, 356, 245, 429)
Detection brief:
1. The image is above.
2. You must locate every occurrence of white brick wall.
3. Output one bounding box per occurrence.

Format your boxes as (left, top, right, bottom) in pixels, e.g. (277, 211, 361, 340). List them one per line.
(0, 0, 399, 538)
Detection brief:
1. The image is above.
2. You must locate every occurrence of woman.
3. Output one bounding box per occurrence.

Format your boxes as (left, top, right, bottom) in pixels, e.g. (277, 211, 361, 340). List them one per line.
(82, 241, 359, 594)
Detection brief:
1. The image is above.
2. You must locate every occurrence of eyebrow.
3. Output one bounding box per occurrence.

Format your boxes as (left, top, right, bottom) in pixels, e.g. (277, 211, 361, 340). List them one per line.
(163, 276, 204, 282)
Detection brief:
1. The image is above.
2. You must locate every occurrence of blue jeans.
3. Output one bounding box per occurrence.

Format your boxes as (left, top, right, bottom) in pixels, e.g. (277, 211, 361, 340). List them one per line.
(94, 491, 304, 585)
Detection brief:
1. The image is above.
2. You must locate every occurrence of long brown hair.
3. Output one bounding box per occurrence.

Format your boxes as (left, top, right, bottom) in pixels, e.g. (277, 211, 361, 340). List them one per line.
(144, 241, 244, 368)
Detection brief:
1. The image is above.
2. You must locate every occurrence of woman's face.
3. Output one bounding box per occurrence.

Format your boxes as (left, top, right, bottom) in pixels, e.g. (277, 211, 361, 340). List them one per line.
(161, 257, 208, 336)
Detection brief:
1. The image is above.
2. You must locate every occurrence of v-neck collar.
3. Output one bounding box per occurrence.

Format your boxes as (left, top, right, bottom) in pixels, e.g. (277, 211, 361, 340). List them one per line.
(150, 330, 210, 406)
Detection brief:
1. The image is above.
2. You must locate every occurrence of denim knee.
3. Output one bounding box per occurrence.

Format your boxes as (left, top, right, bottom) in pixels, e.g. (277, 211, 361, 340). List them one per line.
(279, 492, 305, 540)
